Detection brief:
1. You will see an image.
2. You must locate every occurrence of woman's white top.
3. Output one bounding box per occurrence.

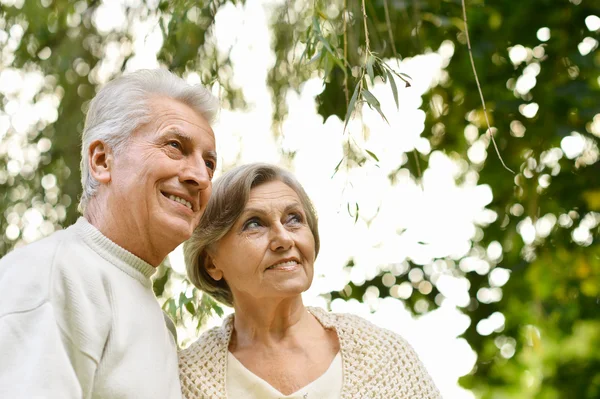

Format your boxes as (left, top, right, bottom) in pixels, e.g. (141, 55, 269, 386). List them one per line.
(226, 352, 343, 399)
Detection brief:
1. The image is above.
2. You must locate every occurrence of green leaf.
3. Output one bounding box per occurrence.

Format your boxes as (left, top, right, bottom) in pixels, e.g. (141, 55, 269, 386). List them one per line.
(366, 55, 375, 84)
(346, 202, 360, 223)
(166, 299, 177, 320)
(299, 36, 314, 62)
(386, 69, 399, 109)
(152, 268, 170, 296)
(362, 89, 389, 124)
(178, 291, 192, 306)
(389, 69, 412, 87)
(379, 62, 387, 83)
(317, 35, 334, 56)
(366, 149, 380, 162)
(185, 302, 195, 315)
(317, 35, 346, 71)
(331, 157, 344, 178)
(312, 16, 321, 34)
(211, 301, 224, 317)
(308, 50, 322, 65)
(344, 81, 361, 131)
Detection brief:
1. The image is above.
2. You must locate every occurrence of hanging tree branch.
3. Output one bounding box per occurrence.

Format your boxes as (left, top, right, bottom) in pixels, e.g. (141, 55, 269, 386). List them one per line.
(461, 0, 514, 173)
(383, 0, 398, 63)
(361, 0, 371, 67)
(383, 0, 423, 181)
(343, 0, 349, 107)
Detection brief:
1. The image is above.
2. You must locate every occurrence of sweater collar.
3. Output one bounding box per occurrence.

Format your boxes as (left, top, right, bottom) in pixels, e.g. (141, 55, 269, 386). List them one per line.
(220, 306, 338, 344)
(74, 217, 157, 287)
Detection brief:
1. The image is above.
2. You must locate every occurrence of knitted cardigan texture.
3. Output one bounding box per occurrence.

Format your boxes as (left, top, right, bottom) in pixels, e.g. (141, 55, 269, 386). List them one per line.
(179, 307, 441, 398)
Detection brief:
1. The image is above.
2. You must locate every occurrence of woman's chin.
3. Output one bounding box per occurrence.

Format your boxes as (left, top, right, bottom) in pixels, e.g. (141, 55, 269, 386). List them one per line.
(269, 280, 311, 297)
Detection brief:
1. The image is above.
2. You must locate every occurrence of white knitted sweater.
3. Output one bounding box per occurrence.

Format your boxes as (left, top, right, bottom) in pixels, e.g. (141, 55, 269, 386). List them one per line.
(179, 306, 441, 398)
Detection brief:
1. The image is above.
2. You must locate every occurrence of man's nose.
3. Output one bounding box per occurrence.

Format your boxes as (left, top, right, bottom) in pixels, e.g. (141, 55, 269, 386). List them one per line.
(179, 156, 211, 190)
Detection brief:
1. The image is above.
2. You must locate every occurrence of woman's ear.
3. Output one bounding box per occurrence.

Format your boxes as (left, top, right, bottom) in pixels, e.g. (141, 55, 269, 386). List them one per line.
(88, 140, 113, 184)
(204, 254, 224, 281)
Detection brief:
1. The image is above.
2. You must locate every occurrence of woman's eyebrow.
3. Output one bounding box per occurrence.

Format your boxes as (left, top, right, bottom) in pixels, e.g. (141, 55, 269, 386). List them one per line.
(240, 202, 302, 217)
(240, 207, 266, 217)
(283, 203, 303, 212)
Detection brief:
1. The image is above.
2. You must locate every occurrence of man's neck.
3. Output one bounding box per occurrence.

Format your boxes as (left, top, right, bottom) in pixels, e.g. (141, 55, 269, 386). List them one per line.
(84, 200, 167, 267)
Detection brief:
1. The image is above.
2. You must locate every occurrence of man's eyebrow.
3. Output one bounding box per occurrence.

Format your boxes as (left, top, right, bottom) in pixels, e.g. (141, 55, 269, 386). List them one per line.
(204, 149, 218, 160)
(163, 129, 218, 159)
(163, 128, 193, 143)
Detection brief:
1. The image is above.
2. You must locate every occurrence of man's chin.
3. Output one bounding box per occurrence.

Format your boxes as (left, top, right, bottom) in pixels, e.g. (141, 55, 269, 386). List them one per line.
(159, 219, 194, 245)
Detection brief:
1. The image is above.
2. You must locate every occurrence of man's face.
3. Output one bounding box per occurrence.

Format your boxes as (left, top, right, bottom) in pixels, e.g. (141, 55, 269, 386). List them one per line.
(107, 96, 216, 249)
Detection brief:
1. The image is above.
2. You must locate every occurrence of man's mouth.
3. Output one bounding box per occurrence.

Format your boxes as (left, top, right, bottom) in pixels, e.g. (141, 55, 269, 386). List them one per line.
(162, 192, 193, 210)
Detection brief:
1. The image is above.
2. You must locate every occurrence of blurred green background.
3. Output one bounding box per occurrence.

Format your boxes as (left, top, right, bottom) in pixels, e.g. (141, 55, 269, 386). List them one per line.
(0, 0, 599, 397)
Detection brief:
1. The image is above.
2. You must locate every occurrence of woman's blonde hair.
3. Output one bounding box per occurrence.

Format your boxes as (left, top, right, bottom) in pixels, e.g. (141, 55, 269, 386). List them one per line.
(184, 163, 320, 306)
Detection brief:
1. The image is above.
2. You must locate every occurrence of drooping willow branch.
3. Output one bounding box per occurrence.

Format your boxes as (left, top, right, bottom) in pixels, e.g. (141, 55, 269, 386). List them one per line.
(343, 0, 349, 107)
(383, 0, 423, 181)
(461, 0, 514, 173)
(361, 0, 370, 63)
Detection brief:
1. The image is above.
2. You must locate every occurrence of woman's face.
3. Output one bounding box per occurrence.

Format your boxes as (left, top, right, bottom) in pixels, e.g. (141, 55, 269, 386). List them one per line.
(206, 180, 316, 304)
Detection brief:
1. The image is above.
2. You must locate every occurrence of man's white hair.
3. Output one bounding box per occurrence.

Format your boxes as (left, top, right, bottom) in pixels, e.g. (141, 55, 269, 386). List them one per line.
(78, 69, 219, 213)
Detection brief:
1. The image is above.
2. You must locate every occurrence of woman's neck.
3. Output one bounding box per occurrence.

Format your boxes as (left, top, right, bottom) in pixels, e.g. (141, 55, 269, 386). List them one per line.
(230, 296, 311, 349)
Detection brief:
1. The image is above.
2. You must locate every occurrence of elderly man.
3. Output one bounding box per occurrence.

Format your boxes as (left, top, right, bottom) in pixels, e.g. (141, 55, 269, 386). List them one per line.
(0, 69, 218, 398)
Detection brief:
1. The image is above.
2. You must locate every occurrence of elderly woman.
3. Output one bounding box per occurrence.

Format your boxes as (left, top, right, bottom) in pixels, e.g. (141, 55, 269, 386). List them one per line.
(179, 163, 441, 399)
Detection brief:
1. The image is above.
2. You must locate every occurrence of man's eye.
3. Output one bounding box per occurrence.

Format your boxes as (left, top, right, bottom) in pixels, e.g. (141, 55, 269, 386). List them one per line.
(168, 141, 181, 149)
(205, 160, 216, 171)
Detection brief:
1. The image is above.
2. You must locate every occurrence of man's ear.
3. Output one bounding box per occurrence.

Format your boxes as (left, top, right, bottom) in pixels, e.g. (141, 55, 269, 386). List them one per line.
(88, 140, 113, 184)
(205, 254, 224, 281)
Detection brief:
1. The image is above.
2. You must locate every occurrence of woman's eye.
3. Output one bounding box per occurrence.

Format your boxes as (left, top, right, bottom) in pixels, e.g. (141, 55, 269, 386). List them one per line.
(242, 218, 261, 230)
(287, 213, 302, 224)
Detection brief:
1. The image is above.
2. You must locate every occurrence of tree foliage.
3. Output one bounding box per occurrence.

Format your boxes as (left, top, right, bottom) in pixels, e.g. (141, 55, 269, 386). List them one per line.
(1, 0, 599, 396)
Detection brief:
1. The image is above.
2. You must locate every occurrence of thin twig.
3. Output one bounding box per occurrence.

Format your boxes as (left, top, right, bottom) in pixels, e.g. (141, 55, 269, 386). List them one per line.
(343, 0, 349, 107)
(383, 0, 422, 181)
(361, 0, 370, 63)
(383, 0, 398, 63)
(461, 0, 514, 173)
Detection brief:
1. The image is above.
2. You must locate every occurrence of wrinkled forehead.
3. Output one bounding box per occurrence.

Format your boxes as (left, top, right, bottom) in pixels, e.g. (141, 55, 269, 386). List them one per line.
(244, 181, 302, 211)
(151, 96, 214, 131)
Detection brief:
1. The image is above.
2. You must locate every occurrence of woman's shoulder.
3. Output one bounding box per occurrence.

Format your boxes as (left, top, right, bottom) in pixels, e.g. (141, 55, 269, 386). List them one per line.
(179, 314, 234, 364)
(178, 315, 233, 399)
(311, 307, 425, 370)
(311, 307, 409, 345)
(311, 308, 441, 398)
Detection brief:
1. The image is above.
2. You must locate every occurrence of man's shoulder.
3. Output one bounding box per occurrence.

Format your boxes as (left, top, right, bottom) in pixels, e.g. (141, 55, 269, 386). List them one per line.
(0, 227, 70, 267)
(0, 223, 106, 317)
(0, 229, 72, 316)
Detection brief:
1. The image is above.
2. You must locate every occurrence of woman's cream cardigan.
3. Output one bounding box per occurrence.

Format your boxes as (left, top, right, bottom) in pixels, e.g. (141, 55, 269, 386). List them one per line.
(179, 307, 442, 399)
